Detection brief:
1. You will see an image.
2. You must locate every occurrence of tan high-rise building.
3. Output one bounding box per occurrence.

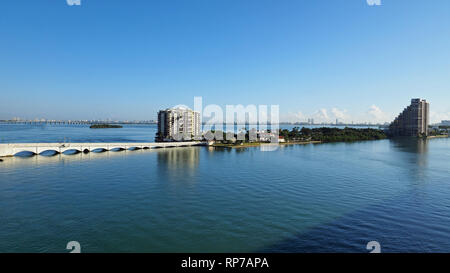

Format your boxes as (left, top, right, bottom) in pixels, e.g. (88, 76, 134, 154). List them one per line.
(389, 99, 430, 137)
(156, 107, 201, 141)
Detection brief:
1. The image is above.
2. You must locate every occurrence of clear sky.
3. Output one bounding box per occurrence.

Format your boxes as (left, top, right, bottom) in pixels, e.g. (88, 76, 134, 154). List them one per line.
(1, 0, 449, 123)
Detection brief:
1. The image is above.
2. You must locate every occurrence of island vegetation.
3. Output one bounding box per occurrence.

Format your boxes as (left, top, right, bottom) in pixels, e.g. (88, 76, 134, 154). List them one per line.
(279, 127, 387, 142)
(428, 126, 450, 138)
(89, 124, 123, 129)
(210, 127, 388, 148)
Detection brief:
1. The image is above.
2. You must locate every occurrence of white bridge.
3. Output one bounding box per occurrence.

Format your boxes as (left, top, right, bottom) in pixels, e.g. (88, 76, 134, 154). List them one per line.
(0, 142, 207, 157)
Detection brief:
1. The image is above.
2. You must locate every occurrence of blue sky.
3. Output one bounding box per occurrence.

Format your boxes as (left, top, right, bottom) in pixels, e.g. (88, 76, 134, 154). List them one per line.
(1, 0, 449, 123)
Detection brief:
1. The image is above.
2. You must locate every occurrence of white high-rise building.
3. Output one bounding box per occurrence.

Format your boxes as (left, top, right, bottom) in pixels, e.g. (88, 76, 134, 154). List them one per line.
(157, 107, 201, 141)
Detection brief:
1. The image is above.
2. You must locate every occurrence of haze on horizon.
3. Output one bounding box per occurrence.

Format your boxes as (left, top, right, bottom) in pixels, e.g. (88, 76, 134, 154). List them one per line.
(0, 0, 449, 124)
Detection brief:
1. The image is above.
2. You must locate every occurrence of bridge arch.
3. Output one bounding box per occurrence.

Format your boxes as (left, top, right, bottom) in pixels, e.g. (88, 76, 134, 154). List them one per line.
(14, 150, 36, 157)
(39, 150, 60, 156)
(110, 147, 126, 152)
(62, 149, 81, 155)
(91, 148, 108, 153)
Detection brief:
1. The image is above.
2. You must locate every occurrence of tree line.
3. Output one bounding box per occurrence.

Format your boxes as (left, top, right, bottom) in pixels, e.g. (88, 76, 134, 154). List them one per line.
(279, 127, 387, 143)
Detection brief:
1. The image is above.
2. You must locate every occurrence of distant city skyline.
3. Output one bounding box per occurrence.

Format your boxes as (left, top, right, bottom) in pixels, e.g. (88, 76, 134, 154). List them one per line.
(1, 1, 450, 123)
(2, 114, 446, 126)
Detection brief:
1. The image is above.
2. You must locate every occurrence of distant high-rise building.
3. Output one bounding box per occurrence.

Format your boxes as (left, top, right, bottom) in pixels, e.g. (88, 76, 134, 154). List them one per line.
(156, 107, 201, 141)
(389, 98, 430, 137)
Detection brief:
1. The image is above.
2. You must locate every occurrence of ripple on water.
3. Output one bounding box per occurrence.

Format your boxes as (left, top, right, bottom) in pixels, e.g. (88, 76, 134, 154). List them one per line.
(1, 138, 450, 252)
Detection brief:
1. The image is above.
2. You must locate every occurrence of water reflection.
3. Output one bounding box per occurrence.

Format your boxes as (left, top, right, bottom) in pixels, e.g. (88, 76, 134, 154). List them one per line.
(156, 147, 200, 182)
(390, 137, 429, 183)
(0, 147, 203, 173)
(390, 137, 429, 154)
(0, 148, 150, 169)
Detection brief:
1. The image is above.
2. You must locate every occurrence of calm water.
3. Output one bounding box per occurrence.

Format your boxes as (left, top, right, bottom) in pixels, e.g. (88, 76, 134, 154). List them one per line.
(1, 124, 450, 253)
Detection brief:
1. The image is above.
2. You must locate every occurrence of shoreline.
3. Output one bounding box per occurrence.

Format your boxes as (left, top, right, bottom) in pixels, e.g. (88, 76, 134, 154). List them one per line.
(2, 136, 446, 157)
(212, 141, 322, 148)
(427, 135, 449, 139)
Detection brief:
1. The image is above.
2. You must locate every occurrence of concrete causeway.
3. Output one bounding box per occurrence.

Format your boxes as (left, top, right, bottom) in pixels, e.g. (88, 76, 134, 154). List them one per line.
(0, 142, 206, 157)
